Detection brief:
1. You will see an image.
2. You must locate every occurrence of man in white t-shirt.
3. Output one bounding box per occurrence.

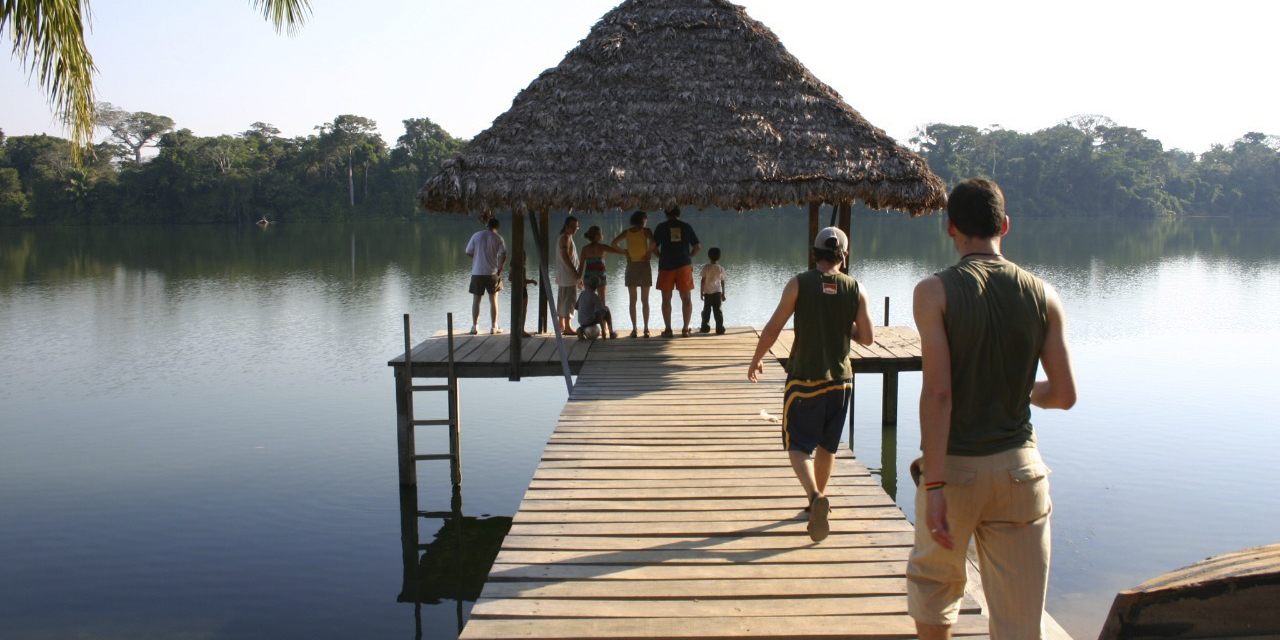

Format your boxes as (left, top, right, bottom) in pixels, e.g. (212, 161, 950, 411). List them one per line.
(465, 217, 507, 335)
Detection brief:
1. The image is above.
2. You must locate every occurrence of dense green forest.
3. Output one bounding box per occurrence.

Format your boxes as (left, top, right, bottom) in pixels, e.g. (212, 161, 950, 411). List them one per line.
(1, 109, 1277, 225)
(0, 109, 465, 225)
(911, 116, 1280, 218)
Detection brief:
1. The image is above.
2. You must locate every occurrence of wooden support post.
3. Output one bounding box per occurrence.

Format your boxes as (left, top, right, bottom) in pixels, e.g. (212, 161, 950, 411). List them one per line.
(808, 202, 820, 270)
(838, 202, 852, 275)
(397, 314, 417, 486)
(880, 418, 899, 501)
(882, 371, 899, 428)
(446, 313, 462, 486)
(510, 209, 525, 381)
(528, 210, 574, 394)
(398, 483, 421, 599)
(538, 209, 551, 333)
(847, 380, 856, 453)
(884, 296, 890, 326)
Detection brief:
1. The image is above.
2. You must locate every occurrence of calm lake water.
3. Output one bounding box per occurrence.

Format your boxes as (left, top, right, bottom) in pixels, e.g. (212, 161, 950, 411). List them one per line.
(2, 212, 1279, 639)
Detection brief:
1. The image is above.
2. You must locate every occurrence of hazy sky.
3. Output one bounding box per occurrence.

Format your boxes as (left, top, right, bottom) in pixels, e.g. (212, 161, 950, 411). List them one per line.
(2, 0, 1275, 154)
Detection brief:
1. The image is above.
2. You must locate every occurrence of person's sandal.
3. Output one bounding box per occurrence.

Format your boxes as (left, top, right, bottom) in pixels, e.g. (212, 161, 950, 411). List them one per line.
(661, 328, 673, 338)
(681, 328, 692, 338)
(643, 329, 650, 338)
(807, 494, 831, 542)
(630, 329, 638, 338)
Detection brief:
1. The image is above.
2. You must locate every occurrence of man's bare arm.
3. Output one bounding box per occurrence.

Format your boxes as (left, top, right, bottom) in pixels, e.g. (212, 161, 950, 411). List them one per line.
(853, 285, 875, 346)
(1031, 283, 1077, 410)
(914, 275, 955, 550)
(748, 277, 799, 382)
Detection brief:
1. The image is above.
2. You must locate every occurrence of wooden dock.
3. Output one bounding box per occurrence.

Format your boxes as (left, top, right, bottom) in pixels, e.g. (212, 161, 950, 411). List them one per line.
(451, 328, 986, 639)
(392, 325, 1073, 639)
(388, 324, 921, 427)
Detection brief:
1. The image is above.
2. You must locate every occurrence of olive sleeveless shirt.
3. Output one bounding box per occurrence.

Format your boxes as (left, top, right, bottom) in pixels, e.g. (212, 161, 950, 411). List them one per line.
(787, 270, 860, 381)
(937, 260, 1049, 456)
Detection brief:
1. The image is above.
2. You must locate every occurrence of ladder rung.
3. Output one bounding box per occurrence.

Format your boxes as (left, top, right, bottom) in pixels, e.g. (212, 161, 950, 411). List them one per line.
(418, 510, 456, 518)
(413, 454, 454, 461)
(411, 384, 451, 392)
(412, 419, 454, 426)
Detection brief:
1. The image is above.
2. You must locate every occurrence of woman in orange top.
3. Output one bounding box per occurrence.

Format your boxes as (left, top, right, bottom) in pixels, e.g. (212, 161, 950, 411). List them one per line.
(610, 210, 656, 338)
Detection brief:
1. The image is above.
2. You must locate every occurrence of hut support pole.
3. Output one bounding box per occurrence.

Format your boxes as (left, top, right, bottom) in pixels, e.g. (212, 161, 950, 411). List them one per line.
(395, 362, 415, 486)
(537, 210, 551, 333)
(847, 379, 856, 453)
(882, 299, 898, 428)
(808, 202, 820, 270)
(510, 209, 525, 381)
(839, 202, 852, 274)
(527, 210, 574, 394)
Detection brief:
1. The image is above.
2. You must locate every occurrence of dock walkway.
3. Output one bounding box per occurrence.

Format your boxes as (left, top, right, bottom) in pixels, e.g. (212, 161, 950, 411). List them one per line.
(457, 328, 987, 639)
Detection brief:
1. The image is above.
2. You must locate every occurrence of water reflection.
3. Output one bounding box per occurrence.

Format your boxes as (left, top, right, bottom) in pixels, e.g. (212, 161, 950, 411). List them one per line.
(4, 214, 1280, 292)
(398, 484, 511, 640)
(2, 214, 1278, 640)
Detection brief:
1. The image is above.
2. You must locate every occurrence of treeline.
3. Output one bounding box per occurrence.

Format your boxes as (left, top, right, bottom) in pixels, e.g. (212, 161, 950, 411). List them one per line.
(0, 109, 465, 225)
(2, 111, 1278, 225)
(911, 116, 1280, 217)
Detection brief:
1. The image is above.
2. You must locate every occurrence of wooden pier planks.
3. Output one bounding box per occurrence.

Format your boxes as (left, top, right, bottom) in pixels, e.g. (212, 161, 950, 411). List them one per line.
(459, 328, 987, 639)
(389, 325, 921, 379)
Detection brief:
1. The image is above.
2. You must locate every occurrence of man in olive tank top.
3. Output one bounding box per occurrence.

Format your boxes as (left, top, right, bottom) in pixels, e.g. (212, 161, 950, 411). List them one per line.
(749, 227, 874, 542)
(908, 179, 1077, 640)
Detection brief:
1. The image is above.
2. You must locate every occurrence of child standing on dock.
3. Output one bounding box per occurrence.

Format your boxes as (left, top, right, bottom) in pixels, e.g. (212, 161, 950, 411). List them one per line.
(579, 225, 625, 308)
(747, 227, 874, 542)
(575, 275, 615, 340)
(698, 247, 727, 334)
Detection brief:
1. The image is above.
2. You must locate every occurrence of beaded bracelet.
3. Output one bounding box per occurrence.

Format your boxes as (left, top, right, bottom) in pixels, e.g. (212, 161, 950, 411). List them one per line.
(924, 481, 946, 491)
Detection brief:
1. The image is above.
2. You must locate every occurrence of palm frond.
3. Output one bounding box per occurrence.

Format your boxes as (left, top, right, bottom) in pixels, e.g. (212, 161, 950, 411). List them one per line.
(2, 0, 97, 154)
(250, 0, 311, 36)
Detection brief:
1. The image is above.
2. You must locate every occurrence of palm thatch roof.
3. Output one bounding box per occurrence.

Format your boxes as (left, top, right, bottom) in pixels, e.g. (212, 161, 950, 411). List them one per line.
(420, 0, 945, 216)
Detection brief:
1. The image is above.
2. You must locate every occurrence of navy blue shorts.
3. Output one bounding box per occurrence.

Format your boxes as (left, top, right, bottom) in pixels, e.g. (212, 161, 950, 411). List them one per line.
(782, 378, 852, 454)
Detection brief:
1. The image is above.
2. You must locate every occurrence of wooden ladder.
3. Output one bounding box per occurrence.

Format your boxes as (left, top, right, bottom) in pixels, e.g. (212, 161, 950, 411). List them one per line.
(396, 313, 461, 486)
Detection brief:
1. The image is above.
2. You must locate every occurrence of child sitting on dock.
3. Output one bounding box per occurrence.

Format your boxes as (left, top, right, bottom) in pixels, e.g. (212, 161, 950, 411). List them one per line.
(576, 275, 615, 340)
(699, 247, 727, 334)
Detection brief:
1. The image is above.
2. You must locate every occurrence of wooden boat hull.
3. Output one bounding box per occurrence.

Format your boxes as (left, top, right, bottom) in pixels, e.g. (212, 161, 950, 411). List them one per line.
(1098, 543, 1280, 639)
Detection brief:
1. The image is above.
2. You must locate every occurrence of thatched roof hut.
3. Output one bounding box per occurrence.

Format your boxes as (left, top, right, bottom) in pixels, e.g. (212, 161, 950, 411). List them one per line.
(420, 0, 946, 217)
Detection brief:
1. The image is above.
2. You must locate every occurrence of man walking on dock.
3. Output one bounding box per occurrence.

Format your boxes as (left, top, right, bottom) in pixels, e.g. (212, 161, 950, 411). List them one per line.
(908, 178, 1077, 640)
(465, 217, 507, 335)
(748, 227, 873, 542)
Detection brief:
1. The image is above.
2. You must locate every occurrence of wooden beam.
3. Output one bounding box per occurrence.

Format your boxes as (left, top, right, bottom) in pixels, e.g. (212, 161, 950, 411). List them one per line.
(527, 210, 575, 394)
(839, 201, 852, 275)
(510, 208, 525, 381)
(538, 209, 550, 333)
(807, 201, 819, 270)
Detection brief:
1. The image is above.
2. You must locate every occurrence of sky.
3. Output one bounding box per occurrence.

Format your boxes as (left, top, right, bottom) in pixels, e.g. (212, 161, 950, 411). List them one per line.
(2, 0, 1276, 154)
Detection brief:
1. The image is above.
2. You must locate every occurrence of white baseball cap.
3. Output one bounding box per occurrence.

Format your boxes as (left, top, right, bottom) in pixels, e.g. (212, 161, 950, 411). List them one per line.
(814, 227, 848, 253)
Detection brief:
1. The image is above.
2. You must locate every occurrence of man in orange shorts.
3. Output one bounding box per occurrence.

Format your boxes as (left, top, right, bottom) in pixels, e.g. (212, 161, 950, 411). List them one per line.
(652, 206, 701, 337)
